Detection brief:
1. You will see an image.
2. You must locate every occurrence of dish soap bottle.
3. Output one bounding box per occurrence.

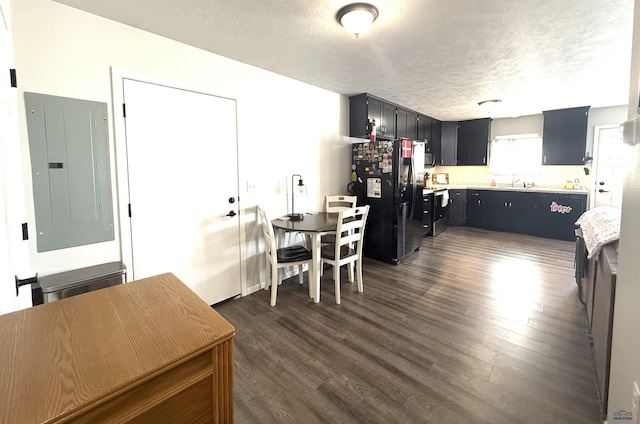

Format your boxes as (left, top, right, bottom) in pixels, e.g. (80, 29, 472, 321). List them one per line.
(490, 178, 496, 187)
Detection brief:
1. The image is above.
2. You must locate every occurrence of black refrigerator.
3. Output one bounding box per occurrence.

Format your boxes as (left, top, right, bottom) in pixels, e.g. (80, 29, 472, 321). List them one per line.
(351, 139, 425, 264)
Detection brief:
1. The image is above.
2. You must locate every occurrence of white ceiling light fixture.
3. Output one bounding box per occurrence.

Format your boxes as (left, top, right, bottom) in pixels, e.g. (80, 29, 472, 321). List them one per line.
(337, 3, 379, 38)
(478, 99, 502, 114)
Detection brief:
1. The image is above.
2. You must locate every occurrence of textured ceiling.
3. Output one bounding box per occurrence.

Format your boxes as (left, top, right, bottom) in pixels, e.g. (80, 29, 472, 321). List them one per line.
(53, 0, 634, 121)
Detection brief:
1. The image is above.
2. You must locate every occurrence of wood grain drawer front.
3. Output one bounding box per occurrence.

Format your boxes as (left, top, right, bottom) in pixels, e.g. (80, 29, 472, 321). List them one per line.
(63, 348, 219, 423)
(130, 378, 212, 424)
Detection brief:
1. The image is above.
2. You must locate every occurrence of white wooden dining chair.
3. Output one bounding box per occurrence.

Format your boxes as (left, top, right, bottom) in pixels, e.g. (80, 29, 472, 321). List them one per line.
(322, 195, 357, 244)
(325, 195, 358, 212)
(257, 206, 313, 306)
(320, 205, 370, 304)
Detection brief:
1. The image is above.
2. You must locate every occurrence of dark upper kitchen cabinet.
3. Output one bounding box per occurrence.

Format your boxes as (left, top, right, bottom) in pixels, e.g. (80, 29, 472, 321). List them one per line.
(457, 118, 491, 166)
(440, 121, 458, 166)
(349, 93, 396, 139)
(397, 108, 418, 140)
(431, 120, 442, 165)
(418, 115, 442, 166)
(349, 94, 441, 146)
(417, 114, 431, 142)
(542, 106, 590, 165)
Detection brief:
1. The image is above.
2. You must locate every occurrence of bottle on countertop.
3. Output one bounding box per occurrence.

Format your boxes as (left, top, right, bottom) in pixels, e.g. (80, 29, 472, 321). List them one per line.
(490, 178, 496, 187)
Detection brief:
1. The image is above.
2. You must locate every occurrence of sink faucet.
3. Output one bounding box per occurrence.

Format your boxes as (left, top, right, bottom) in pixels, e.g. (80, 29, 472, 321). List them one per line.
(511, 178, 525, 187)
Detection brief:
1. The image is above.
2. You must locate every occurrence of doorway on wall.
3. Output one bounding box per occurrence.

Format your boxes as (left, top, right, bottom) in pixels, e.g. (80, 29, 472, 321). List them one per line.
(114, 74, 242, 305)
(1, 0, 30, 314)
(592, 125, 628, 209)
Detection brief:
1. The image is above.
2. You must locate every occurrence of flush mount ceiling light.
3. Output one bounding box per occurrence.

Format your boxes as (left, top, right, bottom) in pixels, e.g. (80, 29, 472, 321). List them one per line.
(337, 3, 379, 38)
(478, 99, 502, 114)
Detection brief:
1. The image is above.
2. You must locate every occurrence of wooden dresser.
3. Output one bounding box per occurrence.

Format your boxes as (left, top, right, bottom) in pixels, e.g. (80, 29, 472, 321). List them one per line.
(0, 273, 235, 423)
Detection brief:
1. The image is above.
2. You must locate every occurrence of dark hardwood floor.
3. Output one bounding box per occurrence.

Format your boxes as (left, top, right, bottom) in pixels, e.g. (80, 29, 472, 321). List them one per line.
(215, 226, 602, 424)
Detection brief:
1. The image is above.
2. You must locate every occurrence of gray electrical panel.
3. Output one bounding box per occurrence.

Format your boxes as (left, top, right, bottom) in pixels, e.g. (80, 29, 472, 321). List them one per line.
(25, 92, 114, 252)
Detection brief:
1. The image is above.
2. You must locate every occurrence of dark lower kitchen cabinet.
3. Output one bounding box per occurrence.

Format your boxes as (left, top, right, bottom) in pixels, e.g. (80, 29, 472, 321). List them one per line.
(534, 192, 587, 240)
(483, 191, 537, 235)
(456, 118, 491, 166)
(466, 190, 488, 228)
(542, 106, 590, 165)
(448, 189, 467, 225)
(422, 191, 433, 235)
(463, 189, 587, 241)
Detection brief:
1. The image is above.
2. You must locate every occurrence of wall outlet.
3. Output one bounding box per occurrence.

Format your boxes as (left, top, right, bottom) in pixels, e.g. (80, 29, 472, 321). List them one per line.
(247, 180, 258, 193)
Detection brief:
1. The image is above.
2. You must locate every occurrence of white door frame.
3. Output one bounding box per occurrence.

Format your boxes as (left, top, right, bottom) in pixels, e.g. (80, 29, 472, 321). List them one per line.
(591, 124, 623, 209)
(110, 67, 248, 297)
(1, 0, 30, 314)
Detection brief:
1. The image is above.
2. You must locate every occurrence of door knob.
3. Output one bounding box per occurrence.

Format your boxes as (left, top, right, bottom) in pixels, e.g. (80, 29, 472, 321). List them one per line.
(228, 197, 236, 204)
(226, 210, 237, 217)
(598, 189, 609, 193)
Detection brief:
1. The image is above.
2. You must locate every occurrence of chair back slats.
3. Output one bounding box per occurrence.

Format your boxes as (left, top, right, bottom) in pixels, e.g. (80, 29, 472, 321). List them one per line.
(333, 205, 369, 262)
(257, 206, 276, 260)
(325, 195, 357, 212)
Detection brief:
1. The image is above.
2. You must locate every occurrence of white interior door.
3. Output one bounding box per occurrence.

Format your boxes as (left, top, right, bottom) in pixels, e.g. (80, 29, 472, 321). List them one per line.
(123, 78, 241, 305)
(1, 0, 30, 314)
(0, 0, 14, 314)
(593, 125, 627, 208)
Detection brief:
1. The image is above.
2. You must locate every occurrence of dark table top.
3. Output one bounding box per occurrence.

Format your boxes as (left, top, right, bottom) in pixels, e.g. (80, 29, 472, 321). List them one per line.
(272, 212, 338, 233)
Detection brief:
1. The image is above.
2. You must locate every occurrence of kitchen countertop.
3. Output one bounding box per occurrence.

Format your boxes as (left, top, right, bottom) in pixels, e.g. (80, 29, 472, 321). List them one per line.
(427, 185, 589, 195)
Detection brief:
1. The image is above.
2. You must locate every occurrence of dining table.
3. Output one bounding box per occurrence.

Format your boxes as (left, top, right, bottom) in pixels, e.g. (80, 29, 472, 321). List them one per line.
(271, 212, 339, 303)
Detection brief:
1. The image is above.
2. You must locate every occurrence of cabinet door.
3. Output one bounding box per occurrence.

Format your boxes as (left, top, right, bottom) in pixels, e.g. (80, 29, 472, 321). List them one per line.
(507, 192, 537, 235)
(380, 102, 396, 139)
(466, 190, 486, 228)
(417, 115, 432, 145)
(367, 96, 384, 135)
(542, 106, 589, 165)
(457, 118, 490, 166)
(431, 120, 442, 166)
(348, 94, 370, 138)
(534, 193, 587, 240)
(397, 108, 417, 140)
(440, 121, 458, 166)
(483, 191, 508, 231)
(448, 189, 467, 225)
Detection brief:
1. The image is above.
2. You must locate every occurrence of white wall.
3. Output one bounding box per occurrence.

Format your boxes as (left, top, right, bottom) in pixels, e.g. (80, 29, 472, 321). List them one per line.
(8, 0, 352, 302)
(607, 0, 640, 420)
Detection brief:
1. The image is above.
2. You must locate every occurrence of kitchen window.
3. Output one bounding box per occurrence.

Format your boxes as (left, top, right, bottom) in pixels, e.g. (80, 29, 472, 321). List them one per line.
(489, 133, 542, 175)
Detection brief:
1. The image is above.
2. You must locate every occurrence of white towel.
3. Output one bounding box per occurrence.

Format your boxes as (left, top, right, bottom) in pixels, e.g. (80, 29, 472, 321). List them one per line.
(576, 206, 621, 259)
(441, 190, 449, 207)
